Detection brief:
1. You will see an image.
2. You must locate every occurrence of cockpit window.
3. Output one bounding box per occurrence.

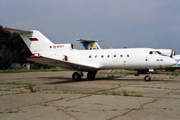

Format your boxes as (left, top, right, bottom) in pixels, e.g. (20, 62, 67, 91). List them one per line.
(149, 51, 163, 56)
(149, 51, 156, 54)
(156, 51, 162, 55)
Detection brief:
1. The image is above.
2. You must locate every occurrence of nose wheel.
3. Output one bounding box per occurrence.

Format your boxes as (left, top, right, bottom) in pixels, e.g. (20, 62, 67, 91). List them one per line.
(144, 73, 152, 82)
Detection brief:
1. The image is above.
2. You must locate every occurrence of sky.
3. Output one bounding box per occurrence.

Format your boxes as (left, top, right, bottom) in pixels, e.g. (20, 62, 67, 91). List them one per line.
(1, 0, 180, 54)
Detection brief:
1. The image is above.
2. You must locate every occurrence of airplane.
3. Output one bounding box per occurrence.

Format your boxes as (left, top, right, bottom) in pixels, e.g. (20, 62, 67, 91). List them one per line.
(4, 28, 176, 82)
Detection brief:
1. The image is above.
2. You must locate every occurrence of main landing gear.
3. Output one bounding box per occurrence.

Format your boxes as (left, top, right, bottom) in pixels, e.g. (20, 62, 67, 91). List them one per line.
(72, 71, 97, 81)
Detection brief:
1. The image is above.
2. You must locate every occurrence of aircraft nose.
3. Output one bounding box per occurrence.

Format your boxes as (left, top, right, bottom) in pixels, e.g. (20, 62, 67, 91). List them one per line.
(168, 58, 177, 66)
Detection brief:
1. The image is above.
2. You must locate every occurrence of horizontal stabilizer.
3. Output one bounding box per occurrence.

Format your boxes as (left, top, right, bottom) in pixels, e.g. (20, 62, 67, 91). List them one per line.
(4, 28, 33, 34)
(76, 38, 103, 50)
(76, 39, 104, 43)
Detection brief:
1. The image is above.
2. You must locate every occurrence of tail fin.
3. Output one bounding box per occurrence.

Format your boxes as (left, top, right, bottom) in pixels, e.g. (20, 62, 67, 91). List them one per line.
(76, 39, 103, 50)
(4, 28, 53, 55)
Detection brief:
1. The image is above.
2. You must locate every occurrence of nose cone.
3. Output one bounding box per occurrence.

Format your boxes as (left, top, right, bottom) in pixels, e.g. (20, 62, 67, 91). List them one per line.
(168, 58, 177, 67)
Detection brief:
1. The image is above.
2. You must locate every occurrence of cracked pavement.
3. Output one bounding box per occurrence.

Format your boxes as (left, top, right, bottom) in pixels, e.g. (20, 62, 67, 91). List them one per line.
(0, 70, 180, 120)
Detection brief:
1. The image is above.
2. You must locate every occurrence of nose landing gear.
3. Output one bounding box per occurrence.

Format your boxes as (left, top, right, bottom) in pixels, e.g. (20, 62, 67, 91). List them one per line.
(144, 73, 152, 82)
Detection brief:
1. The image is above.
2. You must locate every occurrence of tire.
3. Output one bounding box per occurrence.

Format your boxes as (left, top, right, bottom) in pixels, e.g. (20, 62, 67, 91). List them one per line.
(72, 72, 81, 81)
(144, 76, 151, 82)
(87, 72, 96, 80)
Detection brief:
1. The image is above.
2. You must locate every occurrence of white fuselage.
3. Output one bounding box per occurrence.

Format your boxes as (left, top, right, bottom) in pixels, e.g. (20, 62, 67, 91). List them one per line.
(40, 48, 176, 71)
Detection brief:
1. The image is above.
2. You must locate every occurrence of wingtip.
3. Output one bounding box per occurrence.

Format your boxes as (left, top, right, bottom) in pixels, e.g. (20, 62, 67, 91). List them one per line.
(76, 38, 81, 41)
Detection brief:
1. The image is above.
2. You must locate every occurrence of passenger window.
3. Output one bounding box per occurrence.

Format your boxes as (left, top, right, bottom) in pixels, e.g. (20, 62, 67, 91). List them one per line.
(89, 55, 92, 58)
(95, 55, 97, 58)
(114, 55, 116, 57)
(101, 55, 104, 58)
(107, 55, 110, 58)
(127, 54, 129, 57)
(149, 51, 153, 54)
(120, 55, 123, 57)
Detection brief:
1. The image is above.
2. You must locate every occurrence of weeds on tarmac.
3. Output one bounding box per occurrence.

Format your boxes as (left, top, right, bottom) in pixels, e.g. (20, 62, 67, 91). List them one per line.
(169, 71, 179, 76)
(121, 89, 143, 97)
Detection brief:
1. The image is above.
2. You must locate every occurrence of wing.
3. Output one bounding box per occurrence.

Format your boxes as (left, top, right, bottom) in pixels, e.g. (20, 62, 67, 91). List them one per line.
(26, 56, 101, 71)
(4, 28, 33, 34)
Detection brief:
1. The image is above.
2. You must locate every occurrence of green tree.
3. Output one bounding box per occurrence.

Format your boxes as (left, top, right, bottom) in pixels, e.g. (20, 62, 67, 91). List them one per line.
(0, 25, 32, 69)
(0, 45, 14, 69)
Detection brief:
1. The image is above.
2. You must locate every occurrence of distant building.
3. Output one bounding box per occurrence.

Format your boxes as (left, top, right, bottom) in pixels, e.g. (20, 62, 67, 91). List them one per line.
(10, 63, 21, 69)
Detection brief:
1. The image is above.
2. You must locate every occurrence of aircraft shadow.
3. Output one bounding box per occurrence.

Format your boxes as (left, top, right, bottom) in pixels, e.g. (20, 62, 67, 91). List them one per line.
(44, 76, 178, 84)
(45, 76, 120, 84)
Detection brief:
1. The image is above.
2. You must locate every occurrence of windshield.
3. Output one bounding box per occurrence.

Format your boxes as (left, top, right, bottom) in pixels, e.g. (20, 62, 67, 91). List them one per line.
(149, 51, 164, 56)
(156, 51, 163, 55)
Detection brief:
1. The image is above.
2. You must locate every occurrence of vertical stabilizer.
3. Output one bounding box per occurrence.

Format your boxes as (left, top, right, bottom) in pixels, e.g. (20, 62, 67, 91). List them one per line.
(4, 28, 53, 55)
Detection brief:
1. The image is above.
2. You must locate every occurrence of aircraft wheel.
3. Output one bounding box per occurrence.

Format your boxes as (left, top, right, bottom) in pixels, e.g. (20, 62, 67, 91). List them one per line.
(72, 72, 81, 81)
(144, 76, 151, 82)
(87, 72, 96, 80)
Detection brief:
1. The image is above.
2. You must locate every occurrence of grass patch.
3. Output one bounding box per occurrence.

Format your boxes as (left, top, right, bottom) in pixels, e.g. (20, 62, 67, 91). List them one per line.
(0, 67, 67, 73)
(3, 81, 18, 85)
(42, 101, 48, 106)
(111, 109, 117, 111)
(28, 83, 37, 93)
(1, 81, 38, 93)
(1, 81, 36, 87)
(111, 91, 117, 95)
(121, 89, 143, 97)
(6, 109, 19, 113)
(169, 71, 179, 76)
(86, 92, 97, 95)
(1, 81, 31, 85)
(128, 94, 144, 97)
(63, 87, 68, 94)
(5, 88, 10, 91)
